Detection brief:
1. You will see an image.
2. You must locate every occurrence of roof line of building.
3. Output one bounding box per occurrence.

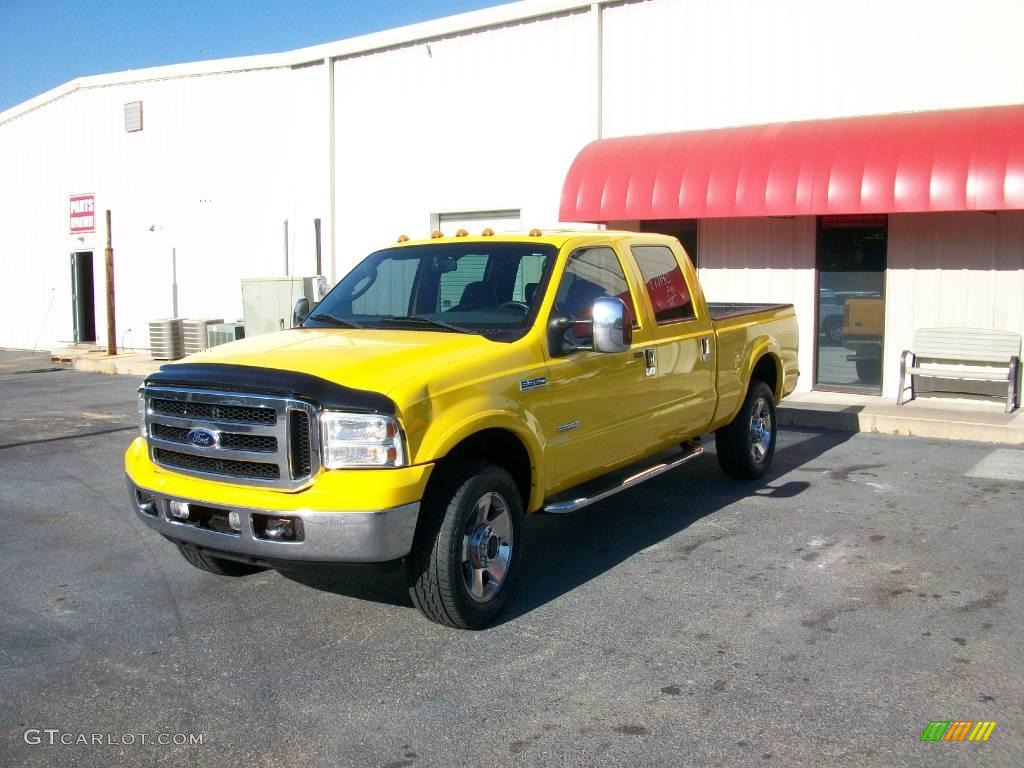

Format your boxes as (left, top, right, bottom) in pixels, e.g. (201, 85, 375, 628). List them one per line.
(0, 0, 608, 126)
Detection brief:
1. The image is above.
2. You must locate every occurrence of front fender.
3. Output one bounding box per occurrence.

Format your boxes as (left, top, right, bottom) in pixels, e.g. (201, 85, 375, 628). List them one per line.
(412, 393, 547, 513)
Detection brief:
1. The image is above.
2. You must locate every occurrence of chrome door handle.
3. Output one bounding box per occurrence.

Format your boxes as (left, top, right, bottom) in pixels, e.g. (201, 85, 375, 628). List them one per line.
(701, 336, 712, 363)
(644, 348, 657, 377)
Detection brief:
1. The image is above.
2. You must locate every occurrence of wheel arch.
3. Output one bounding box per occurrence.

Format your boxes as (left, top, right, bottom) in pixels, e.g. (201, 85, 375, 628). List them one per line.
(431, 426, 539, 513)
(749, 351, 782, 402)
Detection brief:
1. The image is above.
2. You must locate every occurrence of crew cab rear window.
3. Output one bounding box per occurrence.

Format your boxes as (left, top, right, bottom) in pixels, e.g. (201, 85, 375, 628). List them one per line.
(631, 245, 696, 323)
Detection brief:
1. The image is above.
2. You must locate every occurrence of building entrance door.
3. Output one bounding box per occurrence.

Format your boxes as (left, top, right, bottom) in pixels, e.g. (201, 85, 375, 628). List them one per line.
(815, 216, 886, 393)
(70, 251, 96, 343)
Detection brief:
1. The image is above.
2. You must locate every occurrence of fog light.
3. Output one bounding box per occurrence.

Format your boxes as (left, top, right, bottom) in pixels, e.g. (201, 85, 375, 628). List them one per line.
(168, 500, 190, 520)
(227, 511, 241, 531)
(264, 519, 294, 541)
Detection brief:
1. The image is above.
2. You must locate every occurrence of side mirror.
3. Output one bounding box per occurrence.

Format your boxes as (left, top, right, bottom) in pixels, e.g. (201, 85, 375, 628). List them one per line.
(292, 297, 311, 327)
(591, 296, 632, 353)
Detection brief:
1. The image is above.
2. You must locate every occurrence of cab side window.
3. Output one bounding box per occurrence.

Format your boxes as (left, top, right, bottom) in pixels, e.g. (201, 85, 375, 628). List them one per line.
(554, 247, 637, 344)
(631, 245, 696, 323)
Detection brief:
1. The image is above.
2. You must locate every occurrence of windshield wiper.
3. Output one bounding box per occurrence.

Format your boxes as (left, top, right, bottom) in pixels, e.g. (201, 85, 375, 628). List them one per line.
(307, 313, 363, 329)
(378, 315, 473, 334)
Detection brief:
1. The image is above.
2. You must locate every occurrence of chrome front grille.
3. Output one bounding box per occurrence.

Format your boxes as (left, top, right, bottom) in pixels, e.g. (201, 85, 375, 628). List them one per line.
(144, 386, 319, 489)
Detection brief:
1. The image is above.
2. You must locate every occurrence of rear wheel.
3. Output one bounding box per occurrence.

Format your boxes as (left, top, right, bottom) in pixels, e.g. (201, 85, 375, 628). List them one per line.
(855, 358, 881, 384)
(715, 380, 777, 480)
(174, 543, 265, 577)
(405, 462, 524, 629)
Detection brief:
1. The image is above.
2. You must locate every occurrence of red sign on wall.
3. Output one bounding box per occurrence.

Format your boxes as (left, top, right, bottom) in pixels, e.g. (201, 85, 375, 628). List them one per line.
(69, 193, 95, 234)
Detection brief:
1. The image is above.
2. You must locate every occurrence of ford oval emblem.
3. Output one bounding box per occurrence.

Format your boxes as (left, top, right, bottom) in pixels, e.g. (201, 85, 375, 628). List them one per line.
(187, 428, 219, 448)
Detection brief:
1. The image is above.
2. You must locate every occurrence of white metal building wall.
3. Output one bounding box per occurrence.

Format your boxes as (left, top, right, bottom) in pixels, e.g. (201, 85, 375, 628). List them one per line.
(331, 8, 597, 275)
(0, 65, 327, 352)
(601, 0, 1024, 137)
(696, 217, 818, 392)
(885, 212, 1024, 397)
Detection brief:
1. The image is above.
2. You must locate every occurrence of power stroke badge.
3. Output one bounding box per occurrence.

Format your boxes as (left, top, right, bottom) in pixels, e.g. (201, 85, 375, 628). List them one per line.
(519, 377, 547, 392)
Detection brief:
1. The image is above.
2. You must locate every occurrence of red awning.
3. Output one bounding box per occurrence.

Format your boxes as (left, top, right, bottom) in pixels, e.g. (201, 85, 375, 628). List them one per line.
(560, 104, 1024, 221)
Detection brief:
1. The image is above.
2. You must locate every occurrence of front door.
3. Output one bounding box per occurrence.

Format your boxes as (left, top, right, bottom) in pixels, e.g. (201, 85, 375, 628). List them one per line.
(815, 216, 887, 393)
(543, 245, 659, 493)
(70, 251, 96, 343)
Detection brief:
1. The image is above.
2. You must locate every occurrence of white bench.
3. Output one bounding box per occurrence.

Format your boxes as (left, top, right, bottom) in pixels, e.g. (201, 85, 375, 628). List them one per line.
(898, 328, 1020, 412)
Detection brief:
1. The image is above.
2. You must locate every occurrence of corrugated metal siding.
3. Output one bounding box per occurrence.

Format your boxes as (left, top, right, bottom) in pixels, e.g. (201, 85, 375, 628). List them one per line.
(600, 0, 1024, 138)
(332, 9, 596, 274)
(697, 217, 817, 391)
(884, 211, 1024, 396)
(0, 66, 326, 350)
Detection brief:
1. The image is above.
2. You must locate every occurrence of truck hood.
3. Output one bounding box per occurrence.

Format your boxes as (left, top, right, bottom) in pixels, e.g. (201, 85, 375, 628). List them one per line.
(182, 328, 495, 397)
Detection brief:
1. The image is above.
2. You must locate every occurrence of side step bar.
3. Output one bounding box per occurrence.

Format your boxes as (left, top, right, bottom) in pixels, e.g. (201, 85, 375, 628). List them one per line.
(542, 441, 704, 514)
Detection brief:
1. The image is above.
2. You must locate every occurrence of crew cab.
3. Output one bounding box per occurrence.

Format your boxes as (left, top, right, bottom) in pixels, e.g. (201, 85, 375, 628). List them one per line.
(125, 231, 798, 628)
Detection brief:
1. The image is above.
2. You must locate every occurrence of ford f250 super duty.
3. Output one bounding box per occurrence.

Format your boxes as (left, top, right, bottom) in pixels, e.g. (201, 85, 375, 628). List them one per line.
(125, 231, 798, 628)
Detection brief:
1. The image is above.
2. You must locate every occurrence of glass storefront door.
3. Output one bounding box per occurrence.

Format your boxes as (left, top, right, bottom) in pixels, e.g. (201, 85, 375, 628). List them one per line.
(815, 216, 887, 392)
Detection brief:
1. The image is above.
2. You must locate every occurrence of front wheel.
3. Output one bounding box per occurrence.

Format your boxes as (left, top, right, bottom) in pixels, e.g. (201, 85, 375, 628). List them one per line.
(405, 462, 524, 629)
(715, 381, 777, 480)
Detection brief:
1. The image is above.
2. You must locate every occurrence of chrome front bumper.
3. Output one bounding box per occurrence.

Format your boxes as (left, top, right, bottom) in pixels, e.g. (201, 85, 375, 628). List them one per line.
(126, 476, 419, 563)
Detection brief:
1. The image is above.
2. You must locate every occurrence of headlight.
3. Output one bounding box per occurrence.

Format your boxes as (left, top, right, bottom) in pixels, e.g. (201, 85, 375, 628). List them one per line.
(137, 389, 147, 438)
(320, 412, 405, 468)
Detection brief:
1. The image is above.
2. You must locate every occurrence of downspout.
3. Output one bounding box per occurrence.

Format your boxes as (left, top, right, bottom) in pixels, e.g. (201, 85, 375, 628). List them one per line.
(326, 56, 337, 282)
(592, 2, 603, 141)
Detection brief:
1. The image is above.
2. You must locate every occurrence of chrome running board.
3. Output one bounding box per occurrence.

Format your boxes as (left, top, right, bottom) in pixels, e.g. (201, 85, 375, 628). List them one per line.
(542, 441, 704, 514)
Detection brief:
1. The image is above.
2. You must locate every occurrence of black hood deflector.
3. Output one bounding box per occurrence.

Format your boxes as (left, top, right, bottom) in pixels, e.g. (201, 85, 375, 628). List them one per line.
(145, 363, 397, 415)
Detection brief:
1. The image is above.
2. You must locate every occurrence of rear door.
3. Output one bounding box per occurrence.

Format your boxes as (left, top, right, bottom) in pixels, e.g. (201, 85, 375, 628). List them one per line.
(543, 244, 660, 492)
(627, 243, 717, 443)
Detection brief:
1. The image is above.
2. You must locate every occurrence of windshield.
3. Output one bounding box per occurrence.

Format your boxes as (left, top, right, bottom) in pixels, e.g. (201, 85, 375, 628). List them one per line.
(305, 242, 558, 340)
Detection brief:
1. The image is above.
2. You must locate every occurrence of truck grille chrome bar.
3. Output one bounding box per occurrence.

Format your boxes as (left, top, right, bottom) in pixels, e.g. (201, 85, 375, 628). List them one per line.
(143, 386, 320, 490)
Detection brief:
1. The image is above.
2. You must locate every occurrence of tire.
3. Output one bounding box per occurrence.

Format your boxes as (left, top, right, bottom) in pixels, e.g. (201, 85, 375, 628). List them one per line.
(855, 358, 881, 384)
(405, 462, 524, 629)
(175, 542, 265, 577)
(715, 380, 777, 481)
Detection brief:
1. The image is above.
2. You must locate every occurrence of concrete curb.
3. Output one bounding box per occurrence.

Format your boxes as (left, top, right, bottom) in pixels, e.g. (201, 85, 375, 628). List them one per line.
(778, 400, 1024, 446)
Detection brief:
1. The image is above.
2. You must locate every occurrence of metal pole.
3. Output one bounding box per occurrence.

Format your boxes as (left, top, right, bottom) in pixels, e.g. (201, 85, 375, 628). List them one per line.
(172, 247, 178, 318)
(326, 56, 336, 282)
(284, 219, 290, 276)
(314, 218, 322, 275)
(105, 209, 117, 356)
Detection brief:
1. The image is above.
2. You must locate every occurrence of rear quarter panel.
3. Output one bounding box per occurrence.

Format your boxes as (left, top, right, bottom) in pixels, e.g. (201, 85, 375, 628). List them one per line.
(710, 306, 799, 429)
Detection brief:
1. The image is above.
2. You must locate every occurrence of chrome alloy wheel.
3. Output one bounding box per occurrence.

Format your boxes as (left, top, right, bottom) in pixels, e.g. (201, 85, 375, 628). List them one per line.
(462, 491, 513, 602)
(749, 396, 773, 464)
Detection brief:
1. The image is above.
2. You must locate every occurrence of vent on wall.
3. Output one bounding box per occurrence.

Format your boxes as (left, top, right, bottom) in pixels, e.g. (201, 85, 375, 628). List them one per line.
(124, 101, 143, 133)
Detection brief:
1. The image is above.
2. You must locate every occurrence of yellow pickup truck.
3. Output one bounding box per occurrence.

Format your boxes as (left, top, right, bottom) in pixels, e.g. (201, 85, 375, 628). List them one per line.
(125, 231, 798, 628)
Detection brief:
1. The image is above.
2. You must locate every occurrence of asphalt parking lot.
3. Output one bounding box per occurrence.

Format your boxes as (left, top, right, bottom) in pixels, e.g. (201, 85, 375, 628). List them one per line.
(1, 351, 1021, 767)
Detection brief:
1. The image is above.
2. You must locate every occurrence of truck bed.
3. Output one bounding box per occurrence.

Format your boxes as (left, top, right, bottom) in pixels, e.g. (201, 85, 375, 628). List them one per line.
(707, 302, 792, 321)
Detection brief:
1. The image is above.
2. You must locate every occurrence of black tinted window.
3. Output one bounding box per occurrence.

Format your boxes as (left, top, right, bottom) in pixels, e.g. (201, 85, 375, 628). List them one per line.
(631, 245, 695, 323)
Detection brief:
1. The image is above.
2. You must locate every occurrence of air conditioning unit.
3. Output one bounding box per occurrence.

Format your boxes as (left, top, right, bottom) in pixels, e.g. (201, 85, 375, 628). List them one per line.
(181, 318, 224, 356)
(241, 276, 329, 337)
(149, 319, 184, 360)
(207, 322, 245, 348)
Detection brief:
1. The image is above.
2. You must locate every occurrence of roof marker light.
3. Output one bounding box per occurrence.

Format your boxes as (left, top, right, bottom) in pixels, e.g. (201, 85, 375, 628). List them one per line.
(455, 228, 469, 237)
(528, 228, 543, 237)
(431, 230, 444, 239)
(481, 228, 495, 236)
(397, 234, 410, 242)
